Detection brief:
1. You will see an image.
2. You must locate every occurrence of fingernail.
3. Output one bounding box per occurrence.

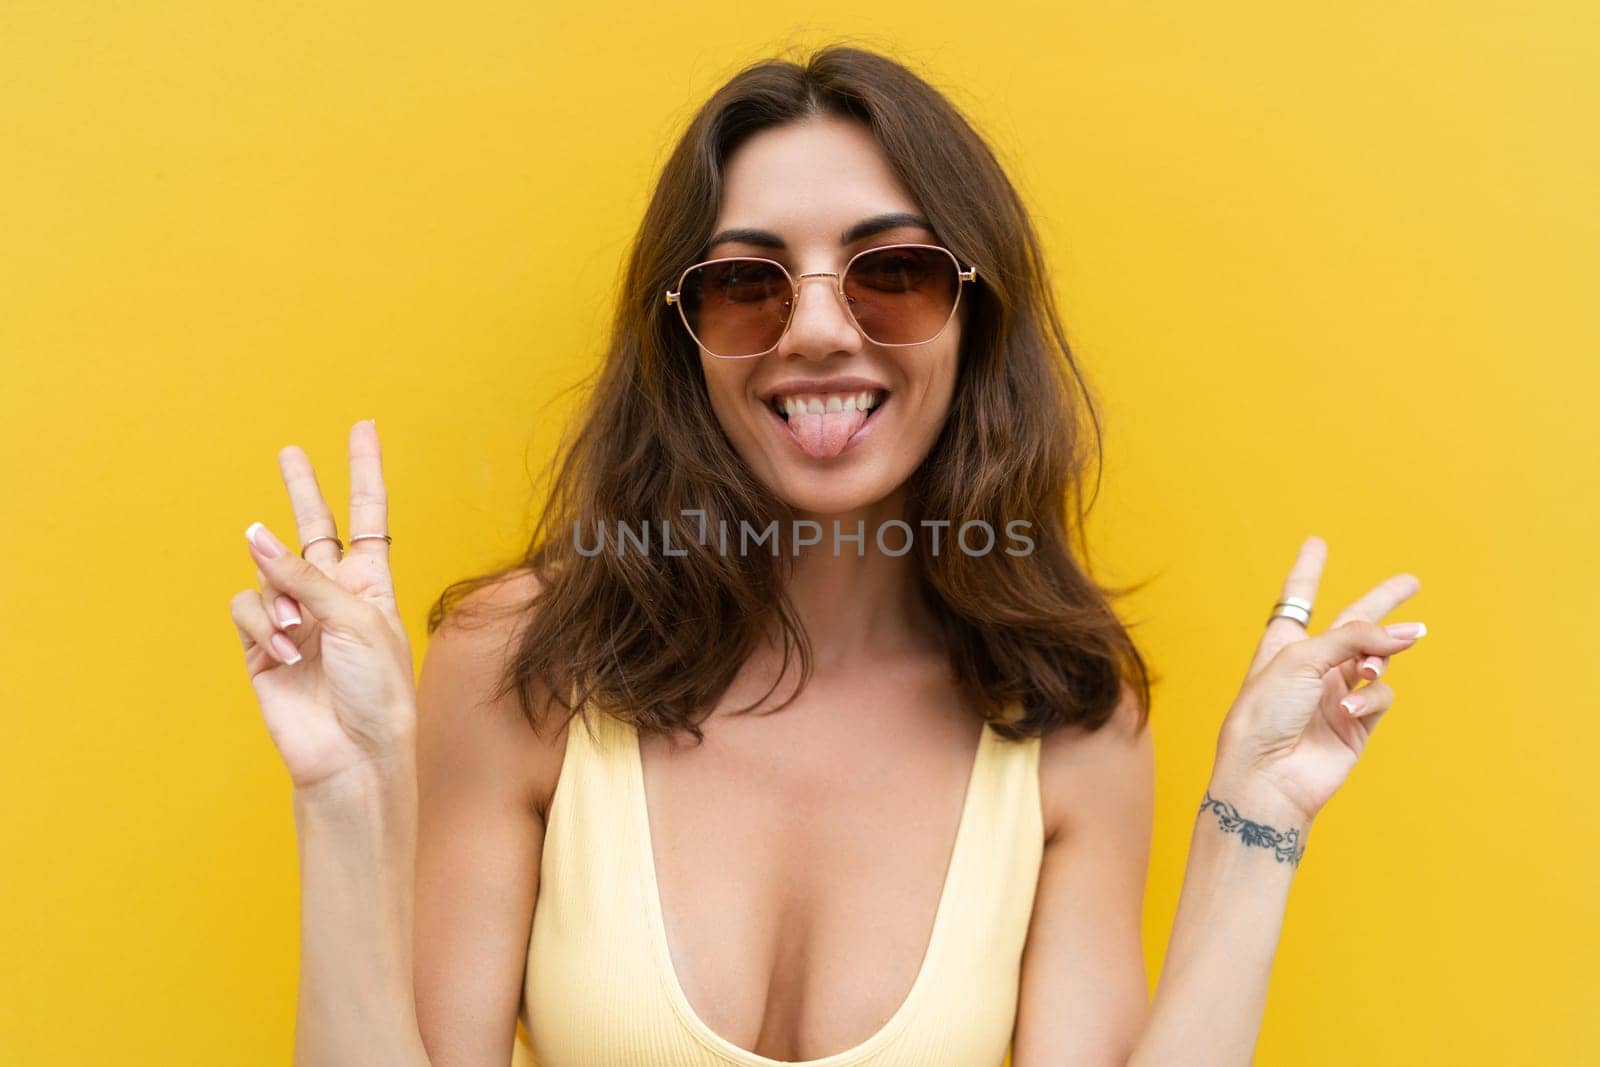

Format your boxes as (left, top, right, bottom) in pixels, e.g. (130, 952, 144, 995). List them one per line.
(269, 631, 302, 665)
(1385, 621, 1427, 640)
(245, 521, 285, 559)
(275, 595, 302, 629)
(1360, 656, 1384, 678)
(1340, 694, 1363, 715)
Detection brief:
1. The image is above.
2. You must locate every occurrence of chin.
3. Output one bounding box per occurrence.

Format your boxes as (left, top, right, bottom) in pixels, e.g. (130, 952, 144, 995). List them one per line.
(767, 467, 900, 517)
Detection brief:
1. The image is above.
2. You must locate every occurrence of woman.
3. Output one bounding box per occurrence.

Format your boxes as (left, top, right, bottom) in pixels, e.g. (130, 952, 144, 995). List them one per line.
(229, 45, 1425, 1066)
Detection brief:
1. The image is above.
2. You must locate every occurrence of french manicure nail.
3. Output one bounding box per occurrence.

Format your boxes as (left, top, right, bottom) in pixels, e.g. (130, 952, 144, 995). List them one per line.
(1340, 695, 1362, 715)
(245, 521, 286, 559)
(269, 631, 302, 665)
(1361, 656, 1384, 678)
(275, 595, 301, 629)
(1385, 621, 1427, 640)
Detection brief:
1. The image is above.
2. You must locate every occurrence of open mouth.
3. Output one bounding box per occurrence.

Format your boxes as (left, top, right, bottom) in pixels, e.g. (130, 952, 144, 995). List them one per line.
(764, 388, 890, 459)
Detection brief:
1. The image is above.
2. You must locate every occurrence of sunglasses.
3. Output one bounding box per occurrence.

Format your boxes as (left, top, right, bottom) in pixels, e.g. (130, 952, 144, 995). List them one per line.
(664, 243, 978, 360)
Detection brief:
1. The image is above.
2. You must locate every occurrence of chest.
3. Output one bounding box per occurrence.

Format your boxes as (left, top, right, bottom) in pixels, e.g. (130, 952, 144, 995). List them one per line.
(523, 675, 1045, 1067)
(638, 692, 984, 1061)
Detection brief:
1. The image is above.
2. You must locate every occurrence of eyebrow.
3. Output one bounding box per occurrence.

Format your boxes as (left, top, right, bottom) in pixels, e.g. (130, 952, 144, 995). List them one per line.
(705, 211, 935, 253)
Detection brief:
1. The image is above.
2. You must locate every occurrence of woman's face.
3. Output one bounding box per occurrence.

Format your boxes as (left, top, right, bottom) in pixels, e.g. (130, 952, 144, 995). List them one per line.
(695, 114, 963, 516)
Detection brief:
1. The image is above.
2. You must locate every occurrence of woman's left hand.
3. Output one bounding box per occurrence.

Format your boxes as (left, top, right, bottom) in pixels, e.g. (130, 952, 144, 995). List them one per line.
(1212, 536, 1426, 825)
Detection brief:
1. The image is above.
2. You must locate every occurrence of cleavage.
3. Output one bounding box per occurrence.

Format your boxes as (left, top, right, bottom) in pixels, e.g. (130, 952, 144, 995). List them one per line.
(638, 711, 981, 1061)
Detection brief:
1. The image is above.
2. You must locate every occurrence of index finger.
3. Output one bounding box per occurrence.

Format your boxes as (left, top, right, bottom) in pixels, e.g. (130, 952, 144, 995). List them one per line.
(347, 419, 389, 561)
(1330, 572, 1423, 627)
(277, 443, 342, 575)
(1283, 618, 1424, 678)
(1329, 570, 1424, 685)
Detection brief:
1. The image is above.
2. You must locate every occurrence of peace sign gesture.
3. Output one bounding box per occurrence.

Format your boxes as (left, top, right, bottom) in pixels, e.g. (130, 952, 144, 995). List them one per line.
(1213, 536, 1427, 825)
(227, 420, 418, 794)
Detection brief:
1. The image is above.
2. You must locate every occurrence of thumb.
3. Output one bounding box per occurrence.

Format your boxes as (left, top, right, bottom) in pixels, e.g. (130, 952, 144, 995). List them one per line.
(244, 522, 371, 636)
(1279, 618, 1427, 678)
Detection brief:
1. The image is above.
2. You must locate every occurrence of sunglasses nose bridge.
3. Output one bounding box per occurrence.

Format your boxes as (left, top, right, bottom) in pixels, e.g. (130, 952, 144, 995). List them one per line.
(783, 270, 857, 339)
(791, 269, 846, 304)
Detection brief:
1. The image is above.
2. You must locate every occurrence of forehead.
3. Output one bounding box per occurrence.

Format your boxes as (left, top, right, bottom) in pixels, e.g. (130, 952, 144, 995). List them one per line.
(714, 115, 922, 233)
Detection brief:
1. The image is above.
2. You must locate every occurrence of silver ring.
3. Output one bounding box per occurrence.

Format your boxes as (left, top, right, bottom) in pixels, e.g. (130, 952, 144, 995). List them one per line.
(348, 533, 392, 546)
(1268, 595, 1314, 626)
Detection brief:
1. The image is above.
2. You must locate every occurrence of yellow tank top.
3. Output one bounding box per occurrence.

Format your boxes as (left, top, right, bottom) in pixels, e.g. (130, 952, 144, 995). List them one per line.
(513, 701, 1044, 1067)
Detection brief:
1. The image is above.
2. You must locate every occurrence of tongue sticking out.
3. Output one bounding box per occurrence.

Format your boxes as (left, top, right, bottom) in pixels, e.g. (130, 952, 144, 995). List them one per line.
(787, 405, 872, 459)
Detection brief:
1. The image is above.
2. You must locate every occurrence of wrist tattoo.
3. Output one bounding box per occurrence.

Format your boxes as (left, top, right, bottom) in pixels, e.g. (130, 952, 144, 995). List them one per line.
(1199, 790, 1307, 866)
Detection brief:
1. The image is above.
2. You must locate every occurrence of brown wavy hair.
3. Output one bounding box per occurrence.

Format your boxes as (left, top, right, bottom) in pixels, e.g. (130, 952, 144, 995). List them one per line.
(425, 43, 1155, 743)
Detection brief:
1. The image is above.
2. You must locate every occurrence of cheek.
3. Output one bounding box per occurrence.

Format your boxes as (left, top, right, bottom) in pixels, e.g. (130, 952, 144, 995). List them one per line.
(910, 340, 962, 438)
(934, 344, 961, 408)
(699, 363, 756, 440)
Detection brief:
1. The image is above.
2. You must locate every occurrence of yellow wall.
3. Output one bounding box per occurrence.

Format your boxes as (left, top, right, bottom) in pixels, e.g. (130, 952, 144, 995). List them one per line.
(3, 3, 1594, 1063)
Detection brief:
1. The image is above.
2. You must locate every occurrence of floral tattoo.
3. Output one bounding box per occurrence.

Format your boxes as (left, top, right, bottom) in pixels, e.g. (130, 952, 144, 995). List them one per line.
(1199, 790, 1307, 866)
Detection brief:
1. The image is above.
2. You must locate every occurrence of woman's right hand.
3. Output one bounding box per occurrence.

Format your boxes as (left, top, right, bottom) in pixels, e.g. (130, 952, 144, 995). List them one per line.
(228, 419, 418, 794)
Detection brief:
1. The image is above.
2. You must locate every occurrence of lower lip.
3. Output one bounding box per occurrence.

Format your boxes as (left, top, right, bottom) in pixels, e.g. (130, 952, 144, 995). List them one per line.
(763, 397, 889, 458)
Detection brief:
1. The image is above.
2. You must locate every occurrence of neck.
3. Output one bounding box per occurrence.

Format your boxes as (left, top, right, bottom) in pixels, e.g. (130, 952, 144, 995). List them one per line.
(774, 487, 942, 670)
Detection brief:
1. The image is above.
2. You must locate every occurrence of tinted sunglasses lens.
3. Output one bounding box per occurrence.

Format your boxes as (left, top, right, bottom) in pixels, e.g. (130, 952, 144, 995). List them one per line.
(843, 246, 960, 345)
(678, 259, 791, 357)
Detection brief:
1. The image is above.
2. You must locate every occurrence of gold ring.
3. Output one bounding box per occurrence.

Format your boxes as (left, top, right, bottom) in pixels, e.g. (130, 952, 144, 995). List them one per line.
(300, 534, 344, 559)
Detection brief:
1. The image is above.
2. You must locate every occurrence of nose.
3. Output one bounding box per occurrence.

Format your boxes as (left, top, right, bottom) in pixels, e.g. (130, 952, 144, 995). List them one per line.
(779, 272, 860, 360)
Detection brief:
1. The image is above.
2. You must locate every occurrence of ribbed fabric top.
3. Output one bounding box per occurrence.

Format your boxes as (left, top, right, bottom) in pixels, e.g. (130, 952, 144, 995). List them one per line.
(515, 703, 1044, 1067)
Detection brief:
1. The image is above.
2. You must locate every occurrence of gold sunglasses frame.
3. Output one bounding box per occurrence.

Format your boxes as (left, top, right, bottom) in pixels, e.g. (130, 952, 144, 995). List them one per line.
(663, 242, 979, 360)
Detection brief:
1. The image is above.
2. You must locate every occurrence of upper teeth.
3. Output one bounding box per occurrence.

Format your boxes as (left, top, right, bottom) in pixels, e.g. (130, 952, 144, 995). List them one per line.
(776, 390, 884, 416)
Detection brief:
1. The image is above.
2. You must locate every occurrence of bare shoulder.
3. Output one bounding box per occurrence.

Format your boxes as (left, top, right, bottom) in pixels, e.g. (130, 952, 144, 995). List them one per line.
(1036, 680, 1154, 844)
(412, 568, 568, 1060)
(417, 567, 570, 820)
(1013, 681, 1153, 1065)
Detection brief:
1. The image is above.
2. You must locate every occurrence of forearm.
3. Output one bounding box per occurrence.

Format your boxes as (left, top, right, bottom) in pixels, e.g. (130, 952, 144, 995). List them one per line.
(291, 746, 432, 1067)
(1127, 771, 1310, 1067)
